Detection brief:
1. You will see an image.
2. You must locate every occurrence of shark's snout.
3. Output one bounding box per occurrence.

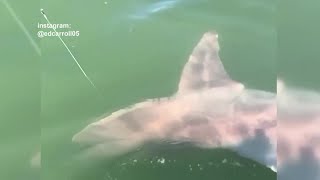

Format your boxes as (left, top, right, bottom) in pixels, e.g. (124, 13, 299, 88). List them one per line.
(72, 120, 134, 146)
(72, 119, 147, 159)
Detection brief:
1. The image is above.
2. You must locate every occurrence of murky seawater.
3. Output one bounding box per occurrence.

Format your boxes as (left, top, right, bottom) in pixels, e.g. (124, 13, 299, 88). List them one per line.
(1, 0, 319, 179)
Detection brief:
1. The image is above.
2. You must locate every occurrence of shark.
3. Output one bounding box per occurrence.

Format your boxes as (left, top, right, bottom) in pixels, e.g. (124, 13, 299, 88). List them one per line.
(72, 31, 277, 171)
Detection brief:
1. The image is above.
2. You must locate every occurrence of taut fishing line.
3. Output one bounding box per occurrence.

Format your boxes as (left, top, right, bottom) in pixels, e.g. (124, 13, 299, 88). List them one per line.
(40, 9, 99, 91)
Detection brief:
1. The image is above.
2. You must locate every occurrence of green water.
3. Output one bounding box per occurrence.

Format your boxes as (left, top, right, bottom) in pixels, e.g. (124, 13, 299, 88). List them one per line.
(0, 0, 319, 179)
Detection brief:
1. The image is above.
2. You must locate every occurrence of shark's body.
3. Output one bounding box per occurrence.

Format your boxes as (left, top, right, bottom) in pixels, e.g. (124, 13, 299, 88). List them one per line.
(73, 32, 276, 170)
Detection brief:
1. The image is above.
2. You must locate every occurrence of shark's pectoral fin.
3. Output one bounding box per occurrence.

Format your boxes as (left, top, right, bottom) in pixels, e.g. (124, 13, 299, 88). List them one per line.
(178, 31, 234, 94)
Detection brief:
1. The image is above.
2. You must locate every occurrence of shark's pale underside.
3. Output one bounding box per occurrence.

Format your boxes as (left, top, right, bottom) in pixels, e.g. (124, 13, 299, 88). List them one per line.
(72, 32, 277, 170)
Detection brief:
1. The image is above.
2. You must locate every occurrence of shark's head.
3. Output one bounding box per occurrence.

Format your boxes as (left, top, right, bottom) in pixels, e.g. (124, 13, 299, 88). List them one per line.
(72, 103, 160, 159)
(72, 116, 146, 159)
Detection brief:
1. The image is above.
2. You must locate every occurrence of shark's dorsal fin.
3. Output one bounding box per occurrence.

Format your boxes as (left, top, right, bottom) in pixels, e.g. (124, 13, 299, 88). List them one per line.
(178, 32, 232, 94)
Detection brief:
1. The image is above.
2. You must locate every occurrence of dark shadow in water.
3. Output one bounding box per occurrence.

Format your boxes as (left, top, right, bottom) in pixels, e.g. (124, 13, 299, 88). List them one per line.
(278, 146, 320, 180)
(71, 141, 276, 180)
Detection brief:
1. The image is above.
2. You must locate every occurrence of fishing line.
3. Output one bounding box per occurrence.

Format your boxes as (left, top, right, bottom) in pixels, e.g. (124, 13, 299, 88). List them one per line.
(2, 0, 41, 56)
(40, 9, 99, 91)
